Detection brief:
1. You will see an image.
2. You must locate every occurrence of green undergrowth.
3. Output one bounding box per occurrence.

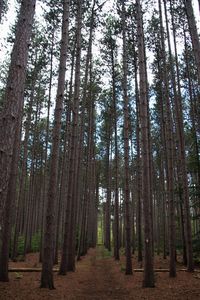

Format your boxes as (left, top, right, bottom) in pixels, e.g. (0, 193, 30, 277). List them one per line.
(97, 245, 113, 259)
(10, 232, 41, 257)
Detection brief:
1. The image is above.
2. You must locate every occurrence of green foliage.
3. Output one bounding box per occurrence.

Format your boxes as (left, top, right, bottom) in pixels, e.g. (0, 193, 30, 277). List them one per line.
(102, 248, 113, 258)
(31, 232, 41, 253)
(17, 235, 25, 256)
(11, 232, 41, 257)
(98, 246, 113, 259)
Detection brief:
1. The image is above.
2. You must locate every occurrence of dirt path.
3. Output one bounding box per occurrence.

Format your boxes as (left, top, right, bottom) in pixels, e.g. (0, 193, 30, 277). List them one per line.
(73, 246, 130, 299)
(0, 246, 130, 300)
(1, 246, 200, 299)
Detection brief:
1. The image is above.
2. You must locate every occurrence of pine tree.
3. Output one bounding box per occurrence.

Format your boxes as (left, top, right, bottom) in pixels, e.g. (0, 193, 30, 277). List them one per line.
(136, 0, 155, 287)
(40, 0, 70, 289)
(0, 0, 36, 282)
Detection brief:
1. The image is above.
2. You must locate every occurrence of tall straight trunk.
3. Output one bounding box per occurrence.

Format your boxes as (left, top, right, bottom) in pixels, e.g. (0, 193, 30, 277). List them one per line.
(111, 44, 120, 261)
(135, 77, 142, 263)
(76, 0, 96, 259)
(81, 73, 96, 254)
(155, 54, 168, 261)
(0, 0, 36, 282)
(159, 0, 176, 277)
(58, 45, 75, 274)
(0, 119, 21, 281)
(66, 0, 82, 272)
(160, 159, 167, 259)
(121, 0, 132, 275)
(40, 0, 69, 289)
(54, 89, 71, 266)
(171, 0, 192, 267)
(130, 142, 136, 255)
(12, 94, 34, 260)
(23, 95, 40, 256)
(184, 0, 200, 85)
(77, 83, 93, 259)
(136, 0, 154, 287)
(105, 119, 111, 251)
(53, 146, 64, 265)
(59, 0, 82, 274)
(179, 194, 187, 265)
(164, 0, 194, 272)
(184, 28, 200, 194)
(132, 38, 143, 262)
(39, 30, 54, 263)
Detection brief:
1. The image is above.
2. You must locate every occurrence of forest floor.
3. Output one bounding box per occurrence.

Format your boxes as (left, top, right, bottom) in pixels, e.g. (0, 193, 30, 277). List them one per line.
(0, 246, 200, 299)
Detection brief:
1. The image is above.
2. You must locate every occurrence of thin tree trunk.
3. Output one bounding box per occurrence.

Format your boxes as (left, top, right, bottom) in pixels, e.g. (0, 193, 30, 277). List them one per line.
(184, 0, 200, 85)
(159, 0, 176, 278)
(133, 39, 143, 262)
(59, 0, 82, 274)
(66, 0, 82, 272)
(40, 0, 69, 289)
(39, 30, 55, 263)
(164, 0, 194, 272)
(111, 43, 120, 261)
(136, 0, 154, 287)
(121, 0, 132, 276)
(58, 43, 76, 275)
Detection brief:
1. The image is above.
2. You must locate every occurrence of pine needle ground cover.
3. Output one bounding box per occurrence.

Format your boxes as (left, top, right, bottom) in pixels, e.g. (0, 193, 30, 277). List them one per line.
(1, 246, 200, 299)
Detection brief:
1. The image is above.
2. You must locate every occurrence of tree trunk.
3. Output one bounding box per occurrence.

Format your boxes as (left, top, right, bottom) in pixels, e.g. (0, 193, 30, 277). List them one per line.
(66, 0, 82, 272)
(136, 0, 154, 287)
(133, 39, 143, 263)
(111, 43, 120, 261)
(40, 0, 69, 289)
(59, 0, 82, 274)
(164, 0, 194, 272)
(121, 0, 132, 276)
(39, 29, 55, 263)
(184, 0, 200, 85)
(159, 0, 176, 278)
(0, 119, 21, 281)
(0, 0, 36, 282)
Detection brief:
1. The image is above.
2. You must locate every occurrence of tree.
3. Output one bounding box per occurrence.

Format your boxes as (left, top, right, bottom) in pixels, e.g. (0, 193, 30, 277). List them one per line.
(158, 0, 176, 277)
(136, 0, 155, 287)
(0, 0, 36, 282)
(66, 0, 83, 272)
(59, 0, 82, 275)
(164, 0, 194, 272)
(184, 0, 200, 85)
(120, 0, 133, 275)
(40, 0, 70, 289)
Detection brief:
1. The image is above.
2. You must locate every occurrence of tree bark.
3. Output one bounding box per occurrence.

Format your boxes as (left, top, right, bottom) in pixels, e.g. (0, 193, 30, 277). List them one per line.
(184, 0, 200, 85)
(0, 0, 36, 282)
(111, 42, 120, 261)
(121, 0, 132, 276)
(164, 0, 194, 272)
(40, 0, 69, 289)
(59, 0, 82, 274)
(159, 0, 176, 278)
(136, 0, 155, 287)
